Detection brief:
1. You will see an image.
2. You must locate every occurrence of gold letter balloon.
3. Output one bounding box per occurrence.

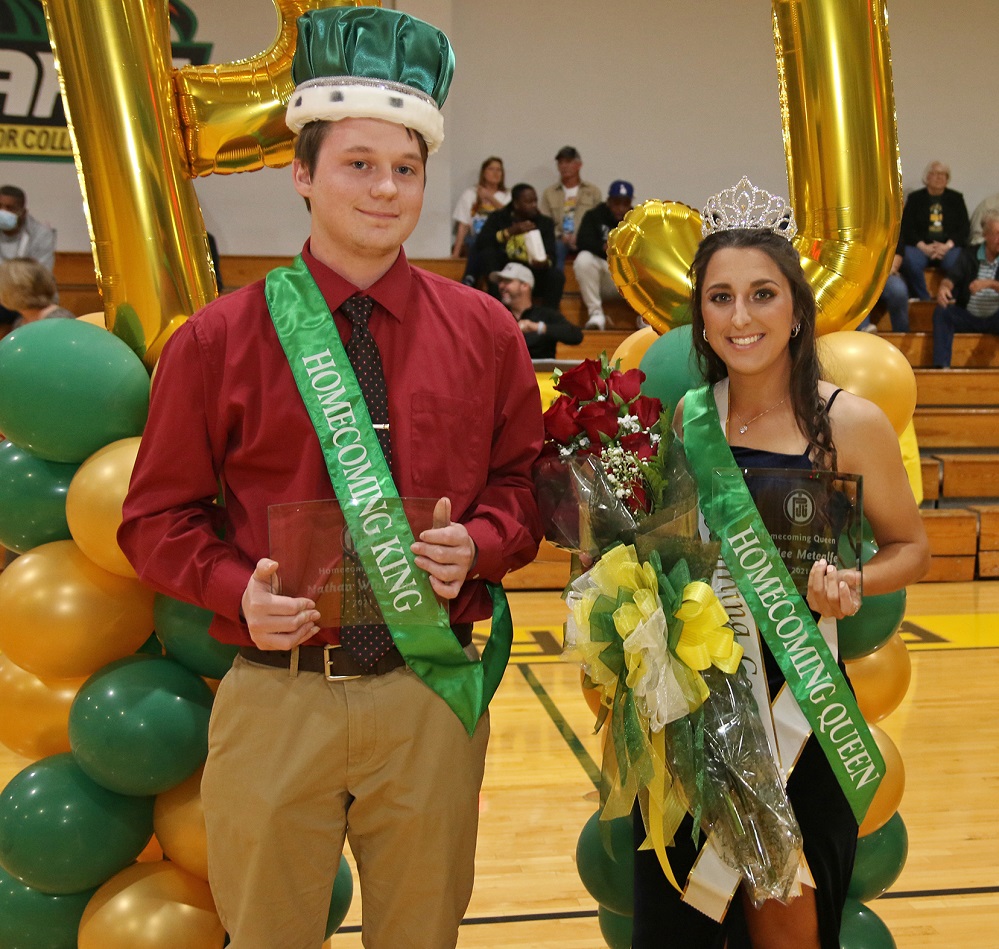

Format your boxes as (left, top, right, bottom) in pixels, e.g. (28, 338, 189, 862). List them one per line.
(40, 0, 376, 367)
(610, 0, 901, 336)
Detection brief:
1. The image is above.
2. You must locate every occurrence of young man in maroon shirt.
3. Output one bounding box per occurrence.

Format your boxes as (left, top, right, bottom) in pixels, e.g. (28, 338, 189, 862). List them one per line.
(118, 9, 542, 948)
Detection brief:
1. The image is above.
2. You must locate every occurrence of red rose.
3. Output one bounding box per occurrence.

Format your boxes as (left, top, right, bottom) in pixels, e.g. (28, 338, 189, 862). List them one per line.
(621, 431, 655, 461)
(543, 396, 583, 444)
(606, 367, 644, 403)
(577, 400, 621, 445)
(633, 395, 663, 429)
(627, 480, 650, 514)
(555, 360, 603, 401)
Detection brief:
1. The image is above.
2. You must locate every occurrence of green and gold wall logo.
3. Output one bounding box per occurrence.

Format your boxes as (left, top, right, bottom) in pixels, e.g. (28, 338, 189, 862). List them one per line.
(0, 0, 212, 161)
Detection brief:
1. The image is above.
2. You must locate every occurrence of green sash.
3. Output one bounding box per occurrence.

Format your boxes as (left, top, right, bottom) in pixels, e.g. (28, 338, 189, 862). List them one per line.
(683, 385, 883, 823)
(264, 255, 512, 735)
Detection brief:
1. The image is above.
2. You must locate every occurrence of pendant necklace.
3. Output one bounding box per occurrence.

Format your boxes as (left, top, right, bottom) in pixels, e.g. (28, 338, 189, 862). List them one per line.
(730, 395, 787, 434)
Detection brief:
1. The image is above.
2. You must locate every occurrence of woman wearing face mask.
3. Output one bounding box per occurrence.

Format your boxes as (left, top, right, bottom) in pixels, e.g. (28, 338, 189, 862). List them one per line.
(632, 179, 929, 949)
(0, 257, 76, 336)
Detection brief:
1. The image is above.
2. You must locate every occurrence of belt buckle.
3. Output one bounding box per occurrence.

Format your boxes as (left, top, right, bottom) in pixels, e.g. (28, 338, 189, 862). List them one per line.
(323, 643, 362, 681)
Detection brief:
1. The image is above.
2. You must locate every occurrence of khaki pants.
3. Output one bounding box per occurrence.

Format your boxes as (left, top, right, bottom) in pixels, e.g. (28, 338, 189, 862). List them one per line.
(202, 655, 489, 949)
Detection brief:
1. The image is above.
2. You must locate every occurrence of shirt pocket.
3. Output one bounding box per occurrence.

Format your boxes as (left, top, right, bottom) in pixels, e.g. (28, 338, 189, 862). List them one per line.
(410, 393, 488, 498)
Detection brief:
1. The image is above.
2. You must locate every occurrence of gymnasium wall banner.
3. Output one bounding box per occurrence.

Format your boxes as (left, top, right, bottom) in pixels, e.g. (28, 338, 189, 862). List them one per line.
(0, 0, 212, 162)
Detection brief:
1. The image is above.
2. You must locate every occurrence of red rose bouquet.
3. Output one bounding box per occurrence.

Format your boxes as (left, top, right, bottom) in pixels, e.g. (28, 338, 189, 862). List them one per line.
(534, 356, 675, 557)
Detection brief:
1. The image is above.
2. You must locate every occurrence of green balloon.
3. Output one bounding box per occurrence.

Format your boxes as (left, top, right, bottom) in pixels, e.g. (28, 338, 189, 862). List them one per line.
(839, 897, 896, 949)
(0, 320, 149, 463)
(838, 587, 906, 661)
(598, 905, 633, 949)
(638, 324, 705, 413)
(0, 864, 96, 949)
(154, 593, 237, 679)
(325, 855, 354, 937)
(0, 440, 77, 553)
(0, 753, 153, 894)
(575, 812, 634, 916)
(849, 812, 908, 902)
(69, 655, 214, 796)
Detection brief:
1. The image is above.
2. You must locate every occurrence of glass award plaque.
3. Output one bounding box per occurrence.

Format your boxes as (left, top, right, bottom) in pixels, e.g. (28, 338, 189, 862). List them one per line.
(713, 469, 863, 596)
(267, 498, 445, 628)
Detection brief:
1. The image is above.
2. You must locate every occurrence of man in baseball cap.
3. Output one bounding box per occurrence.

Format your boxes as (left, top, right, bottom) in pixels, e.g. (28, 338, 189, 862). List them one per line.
(575, 179, 636, 329)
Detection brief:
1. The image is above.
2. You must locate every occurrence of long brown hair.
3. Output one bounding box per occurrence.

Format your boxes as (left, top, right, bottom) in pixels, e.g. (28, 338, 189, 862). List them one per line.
(689, 228, 836, 470)
(478, 156, 506, 191)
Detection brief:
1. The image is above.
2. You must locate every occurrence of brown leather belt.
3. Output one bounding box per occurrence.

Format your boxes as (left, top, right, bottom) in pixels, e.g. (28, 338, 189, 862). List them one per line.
(238, 623, 473, 680)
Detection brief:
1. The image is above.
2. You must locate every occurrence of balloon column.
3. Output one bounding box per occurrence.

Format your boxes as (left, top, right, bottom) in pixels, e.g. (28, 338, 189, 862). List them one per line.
(0, 1, 366, 944)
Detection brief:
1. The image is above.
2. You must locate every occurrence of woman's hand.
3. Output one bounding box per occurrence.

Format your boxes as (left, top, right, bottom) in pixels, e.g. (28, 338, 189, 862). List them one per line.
(806, 558, 862, 619)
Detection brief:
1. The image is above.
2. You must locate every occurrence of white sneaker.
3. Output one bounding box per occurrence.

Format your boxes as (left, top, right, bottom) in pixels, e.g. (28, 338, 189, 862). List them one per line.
(585, 313, 606, 330)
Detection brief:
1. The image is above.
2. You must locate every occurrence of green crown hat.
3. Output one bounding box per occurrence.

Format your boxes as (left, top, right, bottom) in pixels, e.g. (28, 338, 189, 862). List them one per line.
(286, 6, 455, 154)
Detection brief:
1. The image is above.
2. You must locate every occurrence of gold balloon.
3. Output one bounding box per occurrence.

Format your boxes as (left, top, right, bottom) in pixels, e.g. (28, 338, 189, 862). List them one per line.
(608, 201, 701, 333)
(154, 767, 209, 881)
(41, 0, 217, 364)
(78, 862, 225, 949)
(609, 0, 901, 337)
(845, 633, 911, 724)
(858, 724, 905, 837)
(66, 437, 142, 578)
(137, 835, 165, 864)
(611, 326, 660, 373)
(176, 0, 376, 177)
(816, 331, 917, 435)
(0, 540, 154, 680)
(0, 654, 85, 759)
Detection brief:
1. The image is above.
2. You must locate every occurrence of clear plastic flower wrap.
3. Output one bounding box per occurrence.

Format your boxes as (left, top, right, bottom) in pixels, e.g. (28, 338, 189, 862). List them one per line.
(663, 666, 803, 907)
(537, 357, 805, 912)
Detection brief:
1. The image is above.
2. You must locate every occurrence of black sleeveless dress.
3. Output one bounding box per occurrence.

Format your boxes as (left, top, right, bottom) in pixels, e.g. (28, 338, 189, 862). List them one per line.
(631, 412, 857, 949)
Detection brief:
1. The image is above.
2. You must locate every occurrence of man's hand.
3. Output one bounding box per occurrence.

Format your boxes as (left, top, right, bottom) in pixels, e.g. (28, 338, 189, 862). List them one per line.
(969, 278, 999, 295)
(936, 281, 954, 306)
(806, 559, 862, 620)
(508, 220, 536, 236)
(411, 497, 476, 600)
(518, 318, 541, 334)
(241, 558, 321, 650)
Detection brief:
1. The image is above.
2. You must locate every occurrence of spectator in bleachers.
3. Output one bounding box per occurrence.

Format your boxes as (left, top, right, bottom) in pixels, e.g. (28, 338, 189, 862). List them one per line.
(858, 237, 909, 333)
(931, 209, 999, 367)
(0, 185, 57, 330)
(473, 183, 564, 308)
(574, 180, 635, 330)
(0, 257, 76, 335)
(539, 146, 601, 272)
(900, 161, 969, 300)
(451, 157, 509, 258)
(969, 190, 999, 245)
(490, 261, 582, 359)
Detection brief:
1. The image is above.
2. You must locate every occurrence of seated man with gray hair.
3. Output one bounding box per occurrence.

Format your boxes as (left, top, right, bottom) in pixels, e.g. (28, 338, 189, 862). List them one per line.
(932, 209, 999, 367)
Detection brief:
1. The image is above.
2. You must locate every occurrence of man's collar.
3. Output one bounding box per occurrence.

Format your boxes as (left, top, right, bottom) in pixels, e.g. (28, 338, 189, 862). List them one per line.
(301, 241, 411, 322)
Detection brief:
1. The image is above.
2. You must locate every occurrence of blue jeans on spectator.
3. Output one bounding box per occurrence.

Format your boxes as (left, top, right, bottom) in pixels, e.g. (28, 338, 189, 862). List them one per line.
(903, 244, 962, 300)
(932, 304, 999, 367)
(554, 238, 571, 273)
(858, 272, 910, 332)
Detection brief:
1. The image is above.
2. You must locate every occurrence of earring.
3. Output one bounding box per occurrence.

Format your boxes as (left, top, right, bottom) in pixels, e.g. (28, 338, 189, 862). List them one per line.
(790, 323, 801, 338)
(702, 328, 707, 341)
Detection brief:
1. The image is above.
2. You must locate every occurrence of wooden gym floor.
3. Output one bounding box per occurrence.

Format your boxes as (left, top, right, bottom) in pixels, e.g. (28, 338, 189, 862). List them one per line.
(321, 580, 999, 949)
(2, 582, 994, 948)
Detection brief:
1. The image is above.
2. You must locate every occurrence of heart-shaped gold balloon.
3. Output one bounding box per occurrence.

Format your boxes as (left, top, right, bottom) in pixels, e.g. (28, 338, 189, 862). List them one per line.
(608, 201, 701, 336)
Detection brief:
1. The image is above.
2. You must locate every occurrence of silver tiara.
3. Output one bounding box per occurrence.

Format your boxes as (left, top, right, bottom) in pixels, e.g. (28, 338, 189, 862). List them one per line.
(701, 176, 797, 241)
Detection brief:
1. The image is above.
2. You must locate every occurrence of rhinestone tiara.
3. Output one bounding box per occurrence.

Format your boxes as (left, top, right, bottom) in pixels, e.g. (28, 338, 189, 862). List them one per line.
(701, 176, 797, 241)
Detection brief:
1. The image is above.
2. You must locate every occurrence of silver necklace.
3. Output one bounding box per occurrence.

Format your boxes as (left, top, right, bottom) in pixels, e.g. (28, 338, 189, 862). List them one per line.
(731, 397, 787, 434)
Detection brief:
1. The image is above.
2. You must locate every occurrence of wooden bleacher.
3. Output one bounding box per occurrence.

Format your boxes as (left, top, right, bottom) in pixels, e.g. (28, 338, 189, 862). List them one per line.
(53, 253, 998, 584)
